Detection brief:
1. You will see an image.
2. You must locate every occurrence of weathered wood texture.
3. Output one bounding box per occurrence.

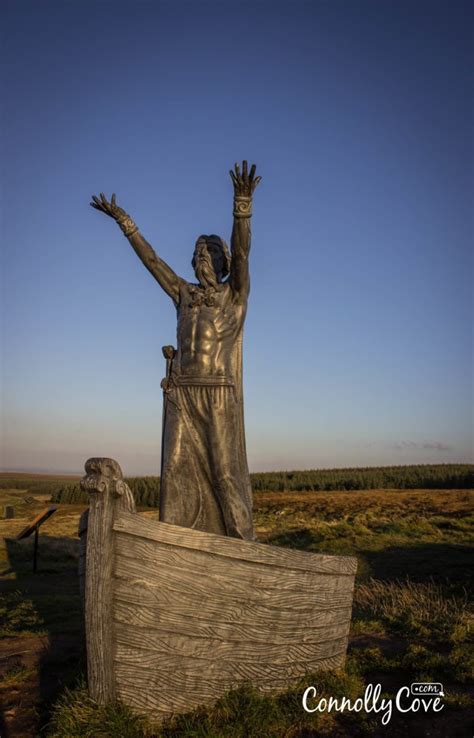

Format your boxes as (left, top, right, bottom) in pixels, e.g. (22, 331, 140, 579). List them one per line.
(111, 513, 356, 718)
(80, 458, 136, 704)
(81, 458, 357, 720)
(114, 513, 357, 575)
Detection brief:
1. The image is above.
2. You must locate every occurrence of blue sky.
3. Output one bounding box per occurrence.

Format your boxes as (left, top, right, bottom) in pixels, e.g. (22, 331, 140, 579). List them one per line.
(2, 0, 472, 475)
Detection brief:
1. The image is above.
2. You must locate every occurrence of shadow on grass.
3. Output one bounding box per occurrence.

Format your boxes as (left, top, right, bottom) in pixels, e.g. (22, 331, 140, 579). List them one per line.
(266, 528, 472, 593)
(363, 543, 473, 594)
(2, 534, 85, 738)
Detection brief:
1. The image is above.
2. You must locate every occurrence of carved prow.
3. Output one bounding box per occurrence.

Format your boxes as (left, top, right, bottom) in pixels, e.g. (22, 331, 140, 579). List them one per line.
(79, 457, 135, 703)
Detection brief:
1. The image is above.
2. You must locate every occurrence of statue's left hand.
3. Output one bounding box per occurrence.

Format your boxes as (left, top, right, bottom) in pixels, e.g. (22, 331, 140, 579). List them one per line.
(230, 161, 261, 198)
(90, 193, 127, 221)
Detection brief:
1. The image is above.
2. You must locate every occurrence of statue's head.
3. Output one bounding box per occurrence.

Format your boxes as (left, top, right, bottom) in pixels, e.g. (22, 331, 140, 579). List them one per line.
(192, 235, 231, 288)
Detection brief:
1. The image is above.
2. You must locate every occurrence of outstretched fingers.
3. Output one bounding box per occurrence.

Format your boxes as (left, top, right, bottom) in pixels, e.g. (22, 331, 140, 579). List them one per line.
(230, 161, 261, 194)
(91, 193, 117, 214)
(91, 194, 105, 211)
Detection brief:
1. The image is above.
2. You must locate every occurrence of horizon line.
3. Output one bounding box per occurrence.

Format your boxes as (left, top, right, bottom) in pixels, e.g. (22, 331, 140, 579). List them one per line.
(1, 460, 472, 479)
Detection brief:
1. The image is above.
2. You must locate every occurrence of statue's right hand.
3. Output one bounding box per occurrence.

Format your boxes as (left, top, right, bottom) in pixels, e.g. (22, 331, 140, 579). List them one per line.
(90, 193, 126, 221)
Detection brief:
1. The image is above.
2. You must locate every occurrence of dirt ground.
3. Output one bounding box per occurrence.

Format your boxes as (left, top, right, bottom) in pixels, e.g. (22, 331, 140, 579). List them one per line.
(1, 633, 82, 738)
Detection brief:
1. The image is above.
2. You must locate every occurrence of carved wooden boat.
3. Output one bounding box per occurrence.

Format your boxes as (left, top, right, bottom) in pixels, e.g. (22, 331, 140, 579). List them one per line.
(79, 458, 357, 720)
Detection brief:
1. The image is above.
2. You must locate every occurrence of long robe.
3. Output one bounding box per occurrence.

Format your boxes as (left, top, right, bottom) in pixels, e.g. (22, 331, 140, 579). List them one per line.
(159, 280, 254, 540)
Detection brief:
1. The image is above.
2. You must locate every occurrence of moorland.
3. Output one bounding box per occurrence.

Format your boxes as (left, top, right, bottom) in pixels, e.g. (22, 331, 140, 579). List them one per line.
(0, 466, 472, 737)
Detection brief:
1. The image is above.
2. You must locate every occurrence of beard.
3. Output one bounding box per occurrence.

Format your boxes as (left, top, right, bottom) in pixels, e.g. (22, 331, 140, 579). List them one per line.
(194, 252, 219, 290)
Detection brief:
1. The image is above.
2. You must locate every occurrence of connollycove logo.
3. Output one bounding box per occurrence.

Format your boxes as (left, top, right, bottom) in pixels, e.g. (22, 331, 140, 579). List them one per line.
(302, 682, 445, 726)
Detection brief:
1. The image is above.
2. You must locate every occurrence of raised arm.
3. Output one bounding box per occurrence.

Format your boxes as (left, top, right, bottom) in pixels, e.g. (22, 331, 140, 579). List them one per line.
(229, 161, 262, 300)
(90, 193, 182, 305)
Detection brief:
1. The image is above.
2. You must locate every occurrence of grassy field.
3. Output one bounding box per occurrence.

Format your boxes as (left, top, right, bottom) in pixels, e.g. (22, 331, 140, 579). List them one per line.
(0, 478, 472, 737)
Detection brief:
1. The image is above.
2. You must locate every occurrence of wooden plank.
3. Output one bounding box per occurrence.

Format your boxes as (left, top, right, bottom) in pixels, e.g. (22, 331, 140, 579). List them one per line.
(84, 483, 116, 703)
(113, 598, 352, 644)
(114, 532, 353, 594)
(81, 458, 136, 705)
(115, 646, 347, 681)
(113, 512, 357, 575)
(114, 547, 354, 608)
(114, 623, 350, 663)
(113, 560, 354, 620)
(115, 654, 346, 715)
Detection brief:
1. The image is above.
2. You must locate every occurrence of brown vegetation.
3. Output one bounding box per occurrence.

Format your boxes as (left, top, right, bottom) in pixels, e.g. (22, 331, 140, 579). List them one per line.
(0, 481, 472, 737)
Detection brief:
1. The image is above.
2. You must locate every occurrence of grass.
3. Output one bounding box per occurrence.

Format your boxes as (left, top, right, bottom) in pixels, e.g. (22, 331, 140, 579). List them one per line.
(0, 589, 47, 637)
(1, 665, 37, 689)
(351, 577, 473, 686)
(0, 483, 472, 737)
(46, 670, 376, 738)
(354, 578, 470, 639)
(46, 679, 152, 738)
(256, 488, 474, 595)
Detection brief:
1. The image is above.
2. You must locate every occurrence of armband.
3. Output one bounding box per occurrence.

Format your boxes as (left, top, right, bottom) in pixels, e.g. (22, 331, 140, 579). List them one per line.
(233, 196, 252, 219)
(117, 214, 138, 238)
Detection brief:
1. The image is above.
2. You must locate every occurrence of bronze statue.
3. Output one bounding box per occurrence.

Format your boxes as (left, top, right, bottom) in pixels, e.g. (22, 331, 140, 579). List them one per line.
(91, 161, 261, 540)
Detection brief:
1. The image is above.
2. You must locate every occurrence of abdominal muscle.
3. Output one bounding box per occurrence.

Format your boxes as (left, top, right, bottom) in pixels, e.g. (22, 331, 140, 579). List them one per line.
(176, 300, 242, 378)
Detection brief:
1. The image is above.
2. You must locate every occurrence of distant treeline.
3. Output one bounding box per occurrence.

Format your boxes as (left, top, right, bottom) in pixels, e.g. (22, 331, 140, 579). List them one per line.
(0, 478, 72, 495)
(50, 477, 161, 507)
(47, 464, 473, 507)
(250, 464, 474, 492)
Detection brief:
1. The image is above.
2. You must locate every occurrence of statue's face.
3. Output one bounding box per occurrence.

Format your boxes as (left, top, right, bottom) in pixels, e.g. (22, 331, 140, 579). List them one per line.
(193, 237, 225, 281)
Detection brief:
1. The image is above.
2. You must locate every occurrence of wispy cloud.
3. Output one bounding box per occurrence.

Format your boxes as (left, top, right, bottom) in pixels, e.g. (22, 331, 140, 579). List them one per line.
(394, 440, 453, 452)
(421, 441, 453, 451)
